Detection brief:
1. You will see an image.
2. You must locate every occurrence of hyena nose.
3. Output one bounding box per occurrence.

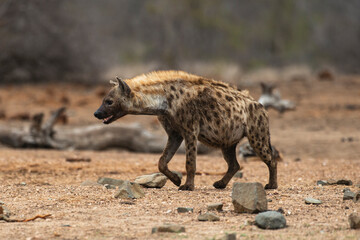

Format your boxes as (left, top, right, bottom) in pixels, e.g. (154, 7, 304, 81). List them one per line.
(94, 110, 101, 119)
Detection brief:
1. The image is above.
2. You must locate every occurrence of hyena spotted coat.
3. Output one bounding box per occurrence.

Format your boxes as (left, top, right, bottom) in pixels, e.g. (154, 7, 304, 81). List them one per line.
(94, 71, 277, 191)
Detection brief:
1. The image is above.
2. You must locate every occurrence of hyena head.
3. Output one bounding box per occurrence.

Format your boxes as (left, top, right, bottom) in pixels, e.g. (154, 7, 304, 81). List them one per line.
(94, 77, 133, 124)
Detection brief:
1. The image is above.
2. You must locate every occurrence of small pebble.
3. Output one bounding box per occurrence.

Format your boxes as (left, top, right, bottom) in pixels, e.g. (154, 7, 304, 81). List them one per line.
(152, 224, 185, 233)
(198, 212, 220, 221)
(177, 207, 193, 213)
(207, 203, 223, 212)
(305, 197, 322, 205)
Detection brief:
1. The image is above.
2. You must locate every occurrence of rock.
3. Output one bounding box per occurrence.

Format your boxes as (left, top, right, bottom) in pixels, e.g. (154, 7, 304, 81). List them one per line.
(317, 179, 352, 186)
(337, 179, 353, 186)
(177, 207, 193, 213)
(97, 177, 125, 186)
(19, 182, 26, 186)
(80, 180, 101, 186)
(152, 224, 185, 233)
(198, 212, 220, 221)
(207, 202, 223, 212)
(343, 189, 355, 201)
(354, 191, 360, 203)
(0, 205, 11, 218)
(317, 180, 329, 186)
(255, 211, 286, 229)
(233, 171, 243, 178)
(348, 213, 360, 229)
(232, 182, 267, 213)
(104, 184, 117, 189)
(305, 197, 322, 205)
(134, 173, 167, 188)
(114, 181, 145, 199)
(224, 233, 236, 240)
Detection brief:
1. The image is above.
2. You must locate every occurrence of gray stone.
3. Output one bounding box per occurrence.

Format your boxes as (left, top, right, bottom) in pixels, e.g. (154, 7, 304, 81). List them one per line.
(349, 213, 360, 229)
(317, 179, 353, 186)
(152, 224, 185, 233)
(104, 184, 116, 189)
(354, 191, 360, 203)
(305, 197, 322, 205)
(207, 202, 223, 212)
(80, 180, 101, 186)
(224, 233, 236, 240)
(134, 173, 167, 188)
(233, 171, 243, 178)
(316, 180, 329, 186)
(198, 212, 220, 221)
(343, 189, 355, 200)
(97, 177, 125, 186)
(232, 182, 268, 213)
(255, 211, 286, 229)
(177, 207, 193, 213)
(114, 181, 145, 199)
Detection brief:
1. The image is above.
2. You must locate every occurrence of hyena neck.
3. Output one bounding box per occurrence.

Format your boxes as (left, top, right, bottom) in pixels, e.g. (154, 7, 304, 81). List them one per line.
(129, 91, 168, 116)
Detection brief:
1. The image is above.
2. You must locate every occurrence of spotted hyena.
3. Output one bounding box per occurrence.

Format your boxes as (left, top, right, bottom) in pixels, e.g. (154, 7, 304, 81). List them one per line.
(94, 71, 277, 191)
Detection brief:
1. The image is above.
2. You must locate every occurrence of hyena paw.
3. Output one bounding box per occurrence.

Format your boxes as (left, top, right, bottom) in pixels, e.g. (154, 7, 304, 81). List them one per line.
(213, 180, 227, 189)
(178, 184, 194, 191)
(265, 183, 278, 189)
(170, 175, 181, 186)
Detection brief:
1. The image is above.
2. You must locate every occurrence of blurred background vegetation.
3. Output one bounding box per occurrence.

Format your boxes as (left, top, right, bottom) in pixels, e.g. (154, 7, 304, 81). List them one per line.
(1, 0, 359, 83)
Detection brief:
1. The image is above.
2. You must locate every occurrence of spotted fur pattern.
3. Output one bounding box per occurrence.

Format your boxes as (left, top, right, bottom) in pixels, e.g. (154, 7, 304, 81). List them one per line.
(94, 70, 278, 191)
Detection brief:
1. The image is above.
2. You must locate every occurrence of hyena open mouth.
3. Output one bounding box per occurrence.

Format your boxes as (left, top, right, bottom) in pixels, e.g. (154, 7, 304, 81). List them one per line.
(103, 115, 113, 124)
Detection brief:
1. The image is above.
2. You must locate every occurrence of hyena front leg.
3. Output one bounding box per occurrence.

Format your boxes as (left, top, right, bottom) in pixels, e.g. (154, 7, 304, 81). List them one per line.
(213, 144, 240, 189)
(178, 132, 198, 191)
(158, 116, 183, 186)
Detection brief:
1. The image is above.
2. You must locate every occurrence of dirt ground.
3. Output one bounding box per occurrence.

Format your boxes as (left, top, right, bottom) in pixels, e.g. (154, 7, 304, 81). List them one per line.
(0, 73, 360, 239)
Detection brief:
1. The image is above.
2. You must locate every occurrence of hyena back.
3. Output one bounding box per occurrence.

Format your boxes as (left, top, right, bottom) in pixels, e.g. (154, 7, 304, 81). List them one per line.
(94, 70, 277, 191)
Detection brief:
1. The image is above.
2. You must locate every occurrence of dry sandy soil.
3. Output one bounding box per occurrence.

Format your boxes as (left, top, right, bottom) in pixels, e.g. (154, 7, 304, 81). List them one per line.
(0, 73, 360, 239)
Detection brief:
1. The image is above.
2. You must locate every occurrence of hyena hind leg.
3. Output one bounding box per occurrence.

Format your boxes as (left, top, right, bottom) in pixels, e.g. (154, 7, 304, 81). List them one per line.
(247, 127, 278, 189)
(213, 144, 240, 189)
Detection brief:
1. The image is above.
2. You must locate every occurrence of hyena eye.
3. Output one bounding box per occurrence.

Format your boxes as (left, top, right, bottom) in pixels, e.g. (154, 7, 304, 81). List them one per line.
(105, 99, 113, 106)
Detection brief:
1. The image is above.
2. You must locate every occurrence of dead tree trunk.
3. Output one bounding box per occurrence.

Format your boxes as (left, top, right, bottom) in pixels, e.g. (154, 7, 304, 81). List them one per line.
(0, 108, 211, 154)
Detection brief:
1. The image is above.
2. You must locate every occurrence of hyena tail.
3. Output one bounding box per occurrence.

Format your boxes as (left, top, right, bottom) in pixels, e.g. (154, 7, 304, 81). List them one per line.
(245, 102, 278, 189)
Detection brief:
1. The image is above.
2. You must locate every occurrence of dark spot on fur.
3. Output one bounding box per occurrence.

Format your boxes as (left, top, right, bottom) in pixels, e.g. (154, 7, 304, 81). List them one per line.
(216, 91, 222, 98)
(210, 104, 215, 110)
(179, 89, 184, 94)
(208, 126, 212, 131)
(213, 112, 219, 119)
(170, 86, 176, 91)
(205, 114, 212, 123)
(214, 130, 219, 135)
(225, 95, 233, 101)
(240, 109, 243, 115)
(186, 92, 190, 98)
(200, 119, 204, 126)
(216, 120, 220, 126)
(175, 94, 179, 99)
(249, 104, 253, 112)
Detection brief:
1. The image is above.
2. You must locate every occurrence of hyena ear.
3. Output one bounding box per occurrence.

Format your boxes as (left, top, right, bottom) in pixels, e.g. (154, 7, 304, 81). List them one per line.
(116, 76, 132, 97)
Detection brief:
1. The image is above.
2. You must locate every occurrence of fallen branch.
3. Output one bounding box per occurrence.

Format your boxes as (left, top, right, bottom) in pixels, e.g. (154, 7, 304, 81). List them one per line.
(0, 213, 51, 222)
